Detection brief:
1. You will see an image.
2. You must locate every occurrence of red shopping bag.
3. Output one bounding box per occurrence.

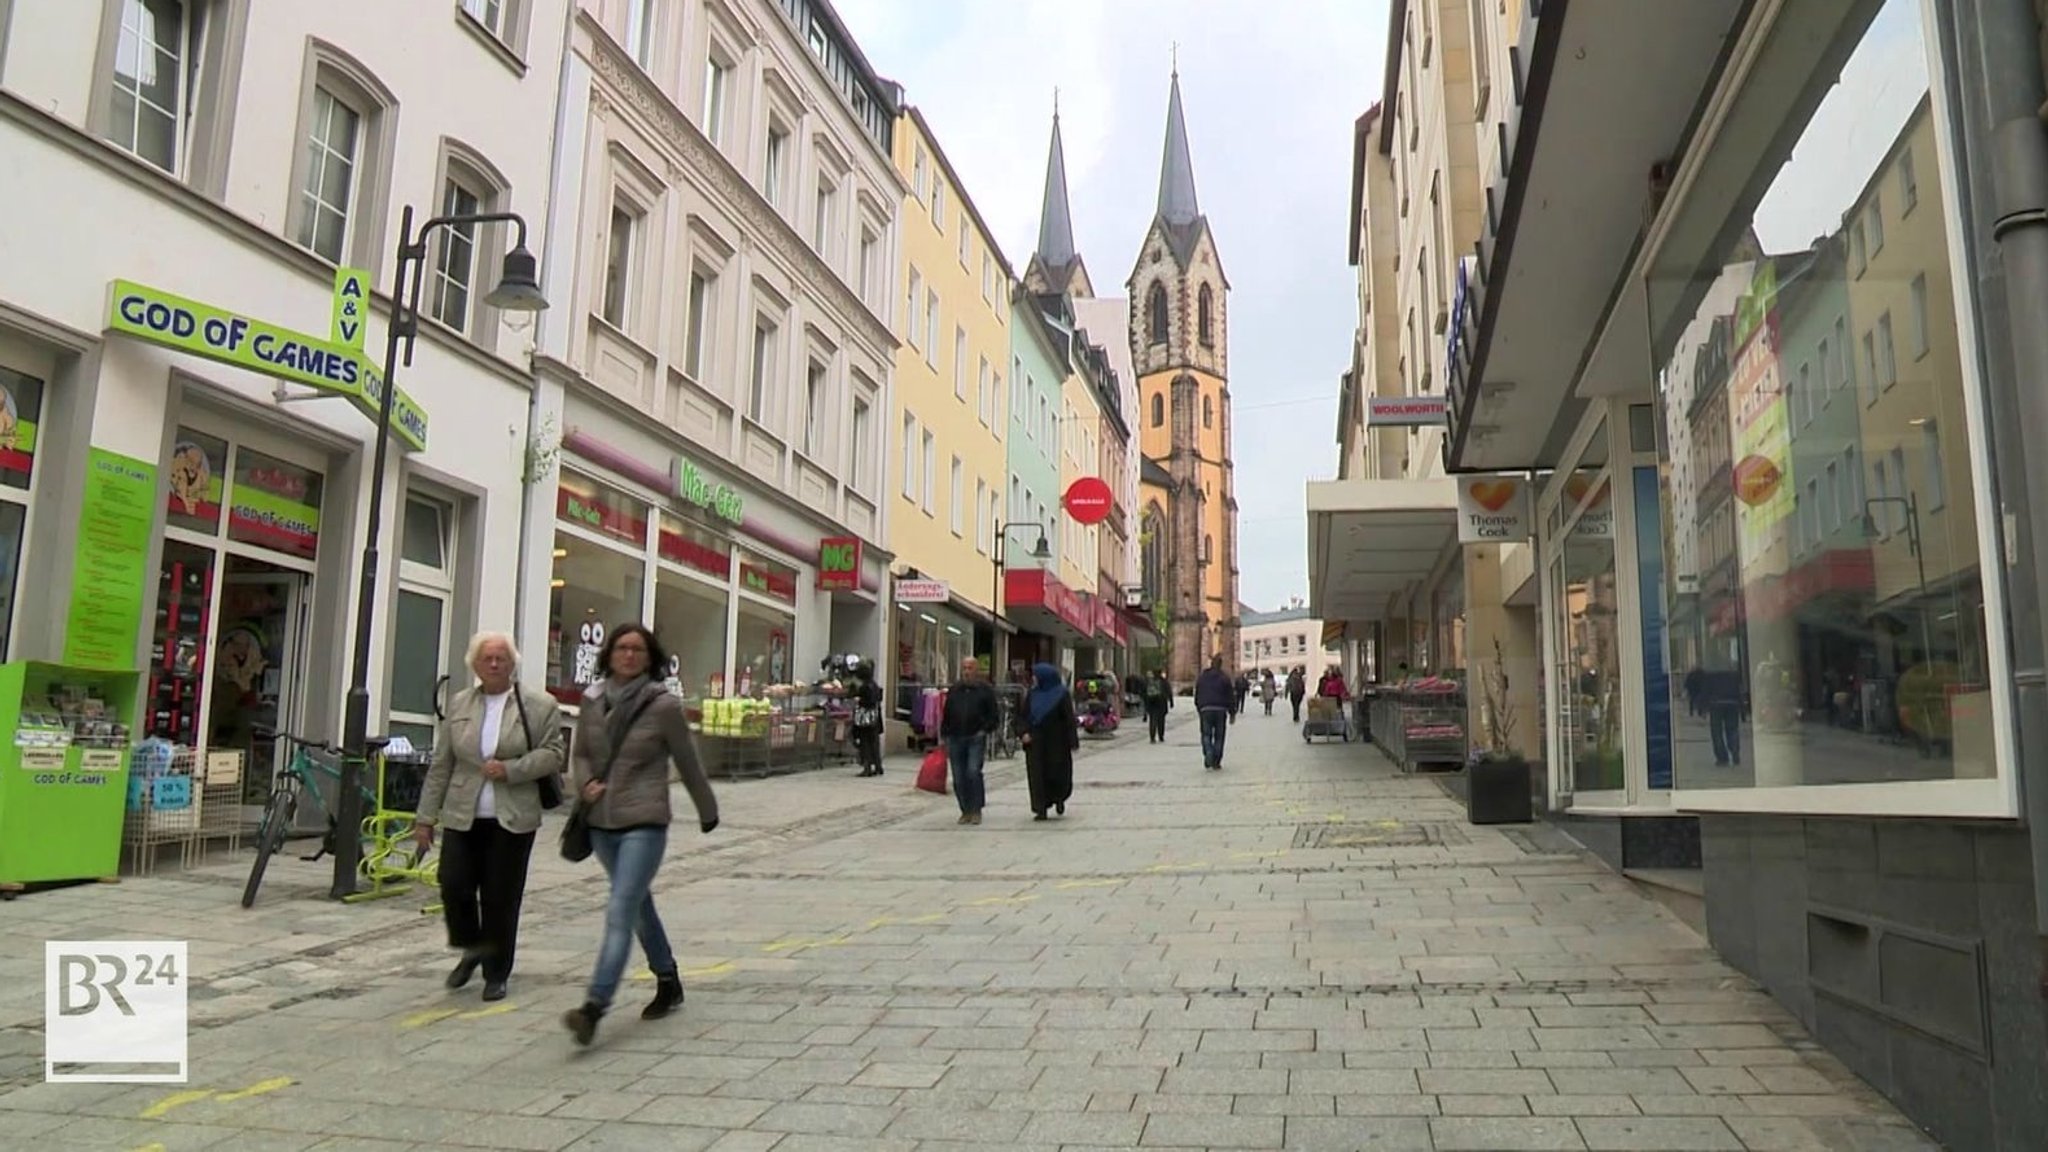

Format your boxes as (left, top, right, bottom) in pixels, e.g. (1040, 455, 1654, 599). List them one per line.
(916, 747, 949, 794)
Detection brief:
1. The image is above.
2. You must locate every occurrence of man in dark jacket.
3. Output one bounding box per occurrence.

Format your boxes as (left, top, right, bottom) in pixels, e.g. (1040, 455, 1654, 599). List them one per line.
(1143, 669, 1173, 743)
(939, 657, 1002, 823)
(1193, 655, 1238, 770)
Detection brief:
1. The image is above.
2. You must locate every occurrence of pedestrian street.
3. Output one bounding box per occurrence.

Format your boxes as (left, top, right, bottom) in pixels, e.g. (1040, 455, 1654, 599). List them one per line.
(0, 709, 1936, 1151)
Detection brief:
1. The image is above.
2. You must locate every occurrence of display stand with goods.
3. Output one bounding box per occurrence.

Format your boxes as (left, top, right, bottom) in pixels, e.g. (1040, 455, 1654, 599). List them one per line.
(693, 683, 829, 778)
(1368, 672, 1468, 772)
(121, 740, 199, 875)
(0, 662, 141, 896)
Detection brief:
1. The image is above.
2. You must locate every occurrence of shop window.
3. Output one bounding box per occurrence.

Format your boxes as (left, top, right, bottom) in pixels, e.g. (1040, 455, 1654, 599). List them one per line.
(226, 447, 322, 560)
(548, 531, 646, 699)
(390, 494, 455, 750)
(288, 44, 396, 269)
(0, 370, 28, 652)
(1645, 0, 1992, 795)
(896, 604, 969, 691)
(655, 566, 728, 701)
(734, 558, 796, 696)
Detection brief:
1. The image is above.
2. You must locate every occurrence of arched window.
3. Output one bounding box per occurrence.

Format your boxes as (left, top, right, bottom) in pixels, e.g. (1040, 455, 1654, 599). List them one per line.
(1203, 394, 1213, 428)
(1147, 283, 1169, 345)
(1203, 533, 1213, 563)
(1198, 284, 1214, 347)
(1141, 505, 1165, 600)
(1150, 393, 1165, 427)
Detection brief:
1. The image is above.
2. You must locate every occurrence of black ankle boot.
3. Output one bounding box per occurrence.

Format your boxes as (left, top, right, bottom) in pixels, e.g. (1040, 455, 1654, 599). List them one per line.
(562, 1001, 604, 1046)
(643, 972, 685, 1020)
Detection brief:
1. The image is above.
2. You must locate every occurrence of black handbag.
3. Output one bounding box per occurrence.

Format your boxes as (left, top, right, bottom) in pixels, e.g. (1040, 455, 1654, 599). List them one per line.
(511, 684, 563, 810)
(560, 695, 654, 862)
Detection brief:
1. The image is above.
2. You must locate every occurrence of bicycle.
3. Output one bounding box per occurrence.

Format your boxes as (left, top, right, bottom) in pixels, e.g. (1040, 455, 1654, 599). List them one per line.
(240, 732, 438, 908)
(987, 688, 1021, 760)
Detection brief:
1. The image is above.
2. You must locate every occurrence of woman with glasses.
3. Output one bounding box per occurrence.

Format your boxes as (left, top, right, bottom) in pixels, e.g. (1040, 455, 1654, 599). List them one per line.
(561, 623, 719, 1046)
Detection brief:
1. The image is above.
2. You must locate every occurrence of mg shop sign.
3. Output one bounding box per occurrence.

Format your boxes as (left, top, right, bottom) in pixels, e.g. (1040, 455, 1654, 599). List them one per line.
(104, 279, 428, 451)
(1367, 395, 1449, 427)
(818, 536, 861, 591)
(669, 456, 744, 524)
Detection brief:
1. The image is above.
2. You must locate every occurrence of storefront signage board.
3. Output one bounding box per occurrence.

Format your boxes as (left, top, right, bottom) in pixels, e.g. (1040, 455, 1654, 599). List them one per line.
(895, 578, 950, 604)
(331, 266, 368, 350)
(670, 456, 744, 524)
(739, 562, 798, 604)
(63, 449, 157, 670)
(1062, 476, 1114, 526)
(1368, 395, 1449, 427)
(1457, 475, 1532, 543)
(104, 280, 427, 452)
(818, 536, 861, 591)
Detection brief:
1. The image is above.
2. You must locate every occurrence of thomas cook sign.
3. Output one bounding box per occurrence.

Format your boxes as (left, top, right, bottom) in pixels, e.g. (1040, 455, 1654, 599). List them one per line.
(1457, 475, 1532, 543)
(104, 280, 428, 451)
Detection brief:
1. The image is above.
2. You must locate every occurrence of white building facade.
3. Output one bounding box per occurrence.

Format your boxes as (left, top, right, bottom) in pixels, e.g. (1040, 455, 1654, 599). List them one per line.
(0, 0, 570, 801)
(525, 0, 901, 713)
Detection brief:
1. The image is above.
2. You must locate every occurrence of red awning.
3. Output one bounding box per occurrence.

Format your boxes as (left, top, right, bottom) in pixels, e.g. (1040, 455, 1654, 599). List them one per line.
(1003, 567, 1094, 640)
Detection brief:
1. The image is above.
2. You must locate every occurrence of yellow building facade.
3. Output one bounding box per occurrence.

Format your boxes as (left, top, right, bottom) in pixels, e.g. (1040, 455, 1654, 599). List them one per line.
(886, 109, 1014, 687)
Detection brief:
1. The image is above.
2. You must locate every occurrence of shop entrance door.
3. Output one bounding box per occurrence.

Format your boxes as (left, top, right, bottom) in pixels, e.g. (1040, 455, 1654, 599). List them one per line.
(213, 557, 311, 810)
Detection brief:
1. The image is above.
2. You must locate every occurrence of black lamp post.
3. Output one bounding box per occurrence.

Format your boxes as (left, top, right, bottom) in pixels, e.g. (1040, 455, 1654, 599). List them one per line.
(1861, 490, 1932, 667)
(992, 521, 1053, 620)
(331, 205, 546, 900)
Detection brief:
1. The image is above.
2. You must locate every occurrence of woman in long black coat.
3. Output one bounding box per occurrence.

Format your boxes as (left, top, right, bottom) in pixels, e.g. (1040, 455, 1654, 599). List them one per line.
(1016, 662, 1080, 821)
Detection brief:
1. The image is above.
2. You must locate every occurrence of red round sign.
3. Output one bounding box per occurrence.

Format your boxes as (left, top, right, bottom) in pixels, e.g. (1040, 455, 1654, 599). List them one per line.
(1063, 476, 1114, 525)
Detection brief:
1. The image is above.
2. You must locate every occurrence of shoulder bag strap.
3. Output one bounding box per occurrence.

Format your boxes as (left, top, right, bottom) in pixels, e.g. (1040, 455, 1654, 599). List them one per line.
(593, 695, 659, 784)
(511, 681, 536, 752)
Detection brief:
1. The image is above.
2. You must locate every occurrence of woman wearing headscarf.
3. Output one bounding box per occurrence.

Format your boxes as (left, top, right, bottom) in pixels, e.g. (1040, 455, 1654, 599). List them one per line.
(413, 631, 566, 1002)
(561, 623, 720, 1047)
(1015, 662, 1080, 821)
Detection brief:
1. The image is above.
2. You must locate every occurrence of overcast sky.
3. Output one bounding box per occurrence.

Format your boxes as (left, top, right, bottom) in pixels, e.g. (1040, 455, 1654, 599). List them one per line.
(833, 0, 1385, 613)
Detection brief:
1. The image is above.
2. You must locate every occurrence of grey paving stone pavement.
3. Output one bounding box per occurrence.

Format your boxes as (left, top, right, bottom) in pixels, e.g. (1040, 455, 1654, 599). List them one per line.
(0, 710, 1943, 1149)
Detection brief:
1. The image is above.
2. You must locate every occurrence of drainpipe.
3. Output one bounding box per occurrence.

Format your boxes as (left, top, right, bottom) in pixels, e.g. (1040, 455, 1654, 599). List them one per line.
(1975, 0, 2048, 996)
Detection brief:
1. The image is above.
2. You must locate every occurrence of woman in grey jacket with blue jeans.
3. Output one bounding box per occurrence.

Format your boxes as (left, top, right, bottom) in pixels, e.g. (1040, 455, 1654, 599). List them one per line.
(562, 623, 719, 1046)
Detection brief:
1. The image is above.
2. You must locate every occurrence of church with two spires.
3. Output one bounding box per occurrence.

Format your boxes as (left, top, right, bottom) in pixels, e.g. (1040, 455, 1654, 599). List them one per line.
(1021, 70, 1240, 685)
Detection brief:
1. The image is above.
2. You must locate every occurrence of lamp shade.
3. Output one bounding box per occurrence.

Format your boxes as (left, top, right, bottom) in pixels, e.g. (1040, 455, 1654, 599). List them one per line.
(484, 244, 548, 311)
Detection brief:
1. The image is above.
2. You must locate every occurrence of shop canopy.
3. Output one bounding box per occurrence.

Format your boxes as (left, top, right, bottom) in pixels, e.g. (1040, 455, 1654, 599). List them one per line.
(1306, 477, 1458, 625)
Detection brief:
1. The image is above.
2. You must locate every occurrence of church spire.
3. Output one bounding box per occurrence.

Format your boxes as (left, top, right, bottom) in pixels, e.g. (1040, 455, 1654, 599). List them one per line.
(1156, 67, 1200, 225)
(1035, 98, 1078, 268)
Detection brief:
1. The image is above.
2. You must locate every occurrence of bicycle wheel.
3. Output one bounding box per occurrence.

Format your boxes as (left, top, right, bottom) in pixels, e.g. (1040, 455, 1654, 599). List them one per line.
(241, 789, 295, 909)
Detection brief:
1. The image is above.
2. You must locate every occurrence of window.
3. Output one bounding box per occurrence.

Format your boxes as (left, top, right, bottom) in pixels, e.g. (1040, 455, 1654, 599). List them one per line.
(925, 290, 940, 369)
(987, 488, 999, 556)
(1793, 362, 1810, 427)
(1817, 338, 1832, 393)
(1851, 219, 1867, 274)
(1839, 446, 1860, 528)
(1870, 457, 1890, 537)
(1011, 358, 1024, 417)
(625, 0, 654, 67)
(1198, 284, 1215, 348)
(907, 268, 925, 348)
(430, 176, 483, 333)
(977, 356, 991, 425)
(1151, 393, 1164, 427)
(932, 180, 946, 229)
(851, 386, 875, 492)
(812, 176, 836, 255)
(764, 124, 789, 206)
(1468, 0, 1493, 110)
(294, 84, 365, 263)
(1922, 420, 1946, 510)
(1886, 446, 1907, 531)
(958, 217, 969, 266)
(461, 0, 505, 37)
(982, 252, 995, 304)
(702, 56, 730, 146)
(974, 479, 988, 554)
(953, 326, 967, 400)
(1876, 311, 1897, 390)
(1147, 283, 1169, 345)
(1900, 147, 1919, 212)
(1909, 273, 1930, 358)
(392, 493, 458, 749)
(104, 0, 199, 176)
(748, 316, 777, 424)
(858, 228, 878, 304)
(912, 145, 928, 200)
(1861, 330, 1878, 404)
(803, 360, 827, 459)
(901, 413, 917, 499)
(601, 202, 638, 330)
(921, 430, 936, 513)
(683, 268, 713, 379)
(1202, 393, 1212, 429)
(1866, 194, 1884, 255)
(1823, 460, 1841, 533)
(989, 367, 1002, 427)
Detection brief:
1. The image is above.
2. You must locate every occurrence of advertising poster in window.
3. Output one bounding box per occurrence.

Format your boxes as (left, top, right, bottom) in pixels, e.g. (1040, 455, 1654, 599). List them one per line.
(226, 449, 322, 560)
(165, 428, 228, 532)
(0, 367, 43, 489)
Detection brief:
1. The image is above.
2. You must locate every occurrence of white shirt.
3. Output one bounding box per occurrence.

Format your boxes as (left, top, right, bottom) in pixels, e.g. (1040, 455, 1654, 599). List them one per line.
(475, 689, 511, 820)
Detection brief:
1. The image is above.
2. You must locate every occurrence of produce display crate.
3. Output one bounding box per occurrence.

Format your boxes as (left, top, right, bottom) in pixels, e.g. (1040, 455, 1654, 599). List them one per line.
(1370, 676, 1468, 772)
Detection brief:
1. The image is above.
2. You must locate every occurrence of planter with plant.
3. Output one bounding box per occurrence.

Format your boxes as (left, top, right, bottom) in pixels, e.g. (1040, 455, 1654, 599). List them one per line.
(1466, 636, 1533, 823)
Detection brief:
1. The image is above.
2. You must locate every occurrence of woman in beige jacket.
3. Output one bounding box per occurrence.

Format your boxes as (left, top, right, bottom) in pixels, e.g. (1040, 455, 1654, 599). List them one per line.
(413, 632, 566, 1002)
(561, 622, 719, 1046)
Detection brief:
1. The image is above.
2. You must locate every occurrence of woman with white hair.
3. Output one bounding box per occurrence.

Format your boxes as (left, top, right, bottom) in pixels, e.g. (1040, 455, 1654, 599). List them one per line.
(414, 631, 566, 1001)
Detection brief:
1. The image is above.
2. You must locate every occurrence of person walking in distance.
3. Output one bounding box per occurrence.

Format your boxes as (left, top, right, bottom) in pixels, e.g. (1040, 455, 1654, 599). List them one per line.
(939, 657, 1001, 824)
(1017, 662, 1080, 820)
(413, 632, 566, 1002)
(1259, 669, 1278, 716)
(1286, 666, 1308, 722)
(1143, 668, 1173, 742)
(561, 623, 720, 1047)
(1194, 654, 1237, 770)
(848, 658, 885, 777)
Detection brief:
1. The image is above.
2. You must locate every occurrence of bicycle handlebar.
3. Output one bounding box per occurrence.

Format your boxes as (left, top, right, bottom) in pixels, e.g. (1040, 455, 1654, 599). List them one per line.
(250, 728, 392, 757)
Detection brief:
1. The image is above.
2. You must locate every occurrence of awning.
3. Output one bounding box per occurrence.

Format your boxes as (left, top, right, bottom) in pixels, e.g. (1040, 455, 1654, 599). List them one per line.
(1306, 478, 1459, 624)
(1123, 606, 1163, 649)
(1446, 0, 1744, 472)
(1002, 567, 1093, 643)
(1320, 620, 1347, 646)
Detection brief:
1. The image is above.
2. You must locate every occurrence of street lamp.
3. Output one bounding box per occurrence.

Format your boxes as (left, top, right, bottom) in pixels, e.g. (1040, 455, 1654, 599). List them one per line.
(1861, 490, 1933, 667)
(332, 205, 547, 900)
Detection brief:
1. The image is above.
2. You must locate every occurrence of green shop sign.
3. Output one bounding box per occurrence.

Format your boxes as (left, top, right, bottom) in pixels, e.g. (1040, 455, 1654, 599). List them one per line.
(670, 455, 743, 524)
(105, 279, 428, 452)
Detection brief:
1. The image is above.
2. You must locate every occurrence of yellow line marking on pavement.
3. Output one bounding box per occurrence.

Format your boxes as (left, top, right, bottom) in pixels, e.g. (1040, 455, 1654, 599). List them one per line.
(966, 894, 1039, 906)
(1055, 878, 1124, 889)
(129, 1144, 167, 1152)
(633, 960, 736, 981)
(1376, 819, 1403, 828)
(139, 1089, 213, 1118)
(761, 937, 813, 953)
(399, 1007, 463, 1029)
(217, 1076, 294, 1102)
(455, 1003, 516, 1021)
(1146, 861, 1210, 872)
(1230, 850, 1287, 860)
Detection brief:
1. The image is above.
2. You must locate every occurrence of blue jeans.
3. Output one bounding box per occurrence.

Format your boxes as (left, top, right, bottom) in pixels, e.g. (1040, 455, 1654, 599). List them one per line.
(1199, 708, 1230, 765)
(947, 735, 986, 813)
(585, 825, 674, 1011)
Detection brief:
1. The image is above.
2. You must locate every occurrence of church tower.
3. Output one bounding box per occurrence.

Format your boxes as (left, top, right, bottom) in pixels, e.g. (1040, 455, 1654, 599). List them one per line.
(1023, 105, 1094, 301)
(1130, 67, 1236, 683)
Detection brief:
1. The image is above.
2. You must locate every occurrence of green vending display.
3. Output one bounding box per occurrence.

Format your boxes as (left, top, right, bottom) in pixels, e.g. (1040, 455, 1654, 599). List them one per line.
(0, 662, 140, 892)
